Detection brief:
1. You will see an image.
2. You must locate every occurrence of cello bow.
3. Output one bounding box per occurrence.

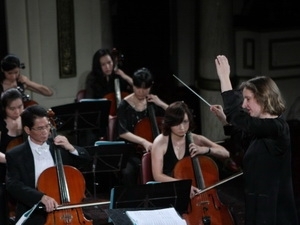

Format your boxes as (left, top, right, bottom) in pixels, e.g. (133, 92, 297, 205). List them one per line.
(195, 171, 243, 195)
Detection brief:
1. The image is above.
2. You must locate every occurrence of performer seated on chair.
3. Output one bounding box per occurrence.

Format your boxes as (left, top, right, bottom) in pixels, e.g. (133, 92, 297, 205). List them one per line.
(85, 48, 132, 99)
(0, 88, 24, 224)
(117, 67, 168, 185)
(151, 101, 230, 198)
(5, 105, 90, 225)
(84, 48, 133, 142)
(0, 54, 53, 99)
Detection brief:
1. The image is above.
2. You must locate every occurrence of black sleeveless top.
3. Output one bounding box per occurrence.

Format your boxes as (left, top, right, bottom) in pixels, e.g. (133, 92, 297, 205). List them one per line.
(163, 135, 190, 176)
(0, 115, 23, 182)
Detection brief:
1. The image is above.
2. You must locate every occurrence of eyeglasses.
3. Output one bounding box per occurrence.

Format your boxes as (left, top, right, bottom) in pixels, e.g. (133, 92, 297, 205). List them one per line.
(31, 124, 51, 131)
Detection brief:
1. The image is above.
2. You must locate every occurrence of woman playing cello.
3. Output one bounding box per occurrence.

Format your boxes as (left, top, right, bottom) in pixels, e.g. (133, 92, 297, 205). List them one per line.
(151, 101, 235, 225)
(0, 55, 53, 101)
(0, 88, 24, 224)
(85, 48, 132, 101)
(151, 101, 229, 197)
(117, 67, 168, 185)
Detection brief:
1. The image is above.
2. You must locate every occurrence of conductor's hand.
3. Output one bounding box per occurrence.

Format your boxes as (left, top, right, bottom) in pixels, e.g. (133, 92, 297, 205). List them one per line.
(210, 105, 228, 125)
(41, 195, 58, 212)
(215, 55, 230, 79)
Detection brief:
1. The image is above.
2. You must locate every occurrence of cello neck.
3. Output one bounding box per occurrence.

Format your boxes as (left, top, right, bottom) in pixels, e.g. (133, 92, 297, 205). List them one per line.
(114, 78, 122, 108)
(147, 103, 160, 139)
(187, 132, 206, 189)
(51, 127, 70, 203)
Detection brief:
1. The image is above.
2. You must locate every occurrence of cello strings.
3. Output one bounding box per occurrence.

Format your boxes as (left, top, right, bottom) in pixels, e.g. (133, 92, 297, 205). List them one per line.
(172, 74, 211, 107)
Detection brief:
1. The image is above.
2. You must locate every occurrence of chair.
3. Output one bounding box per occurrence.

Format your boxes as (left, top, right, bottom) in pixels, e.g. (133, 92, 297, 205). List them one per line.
(75, 89, 86, 102)
(141, 152, 154, 184)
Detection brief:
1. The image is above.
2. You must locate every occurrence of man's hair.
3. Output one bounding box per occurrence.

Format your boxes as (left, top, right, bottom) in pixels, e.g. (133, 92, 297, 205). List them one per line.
(21, 105, 48, 129)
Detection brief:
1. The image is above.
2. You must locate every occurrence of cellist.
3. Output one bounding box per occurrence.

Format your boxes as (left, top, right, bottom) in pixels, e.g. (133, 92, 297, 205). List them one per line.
(0, 54, 53, 99)
(151, 101, 230, 198)
(85, 48, 133, 100)
(0, 88, 24, 224)
(5, 105, 90, 225)
(117, 67, 168, 185)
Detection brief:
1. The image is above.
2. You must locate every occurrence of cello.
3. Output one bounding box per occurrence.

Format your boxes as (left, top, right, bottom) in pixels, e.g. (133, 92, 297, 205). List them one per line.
(104, 48, 130, 116)
(37, 125, 92, 224)
(16, 86, 38, 108)
(134, 102, 163, 143)
(173, 132, 235, 225)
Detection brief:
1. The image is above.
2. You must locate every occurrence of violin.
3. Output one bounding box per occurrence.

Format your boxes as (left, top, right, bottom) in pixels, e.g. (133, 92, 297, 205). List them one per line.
(37, 112, 92, 225)
(173, 132, 235, 225)
(104, 48, 130, 116)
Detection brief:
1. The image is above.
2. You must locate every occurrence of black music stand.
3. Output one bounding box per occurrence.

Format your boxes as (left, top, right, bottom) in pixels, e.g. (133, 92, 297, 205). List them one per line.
(80, 142, 134, 199)
(106, 180, 192, 225)
(82, 142, 134, 173)
(50, 99, 111, 145)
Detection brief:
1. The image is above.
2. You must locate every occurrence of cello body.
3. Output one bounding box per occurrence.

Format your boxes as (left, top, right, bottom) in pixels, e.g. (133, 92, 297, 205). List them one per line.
(133, 103, 163, 154)
(37, 166, 92, 225)
(134, 117, 163, 143)
(173, 156, 235, 225)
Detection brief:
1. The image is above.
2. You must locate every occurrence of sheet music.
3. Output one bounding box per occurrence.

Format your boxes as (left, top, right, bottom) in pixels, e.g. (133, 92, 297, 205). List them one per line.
(126, 207, 187, 225)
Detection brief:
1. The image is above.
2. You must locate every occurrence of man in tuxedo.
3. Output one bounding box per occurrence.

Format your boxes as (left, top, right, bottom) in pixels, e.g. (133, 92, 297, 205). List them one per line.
(6, 105, 91, 224)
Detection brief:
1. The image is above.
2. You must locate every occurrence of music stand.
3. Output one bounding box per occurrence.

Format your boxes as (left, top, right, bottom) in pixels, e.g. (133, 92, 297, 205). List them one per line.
(80, 142, 134, 199)
(82, 142, 134, 173)
(107, 180, 192, 225)
(112, 179, 191, 212)
(50, 99, 111, 145)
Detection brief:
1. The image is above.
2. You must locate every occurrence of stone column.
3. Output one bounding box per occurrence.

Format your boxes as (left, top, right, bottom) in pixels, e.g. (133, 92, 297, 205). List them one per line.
(196, 0, 235, 141)
(100, 0, 113, 48)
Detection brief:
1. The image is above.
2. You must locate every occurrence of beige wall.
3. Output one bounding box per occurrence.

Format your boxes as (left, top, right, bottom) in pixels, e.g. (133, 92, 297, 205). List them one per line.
(5, 0, 110, 109)
(5, 0, 300, 142)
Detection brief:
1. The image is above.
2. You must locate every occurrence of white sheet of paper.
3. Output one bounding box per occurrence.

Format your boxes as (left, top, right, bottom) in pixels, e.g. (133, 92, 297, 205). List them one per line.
(126, 207, 187, 225)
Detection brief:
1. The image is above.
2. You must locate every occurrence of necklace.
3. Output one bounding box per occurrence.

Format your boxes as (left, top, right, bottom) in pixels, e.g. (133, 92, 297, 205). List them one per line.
(172, 134, 186, 152)
(175, 141, 185, 151)
(132, 95, 147, 111)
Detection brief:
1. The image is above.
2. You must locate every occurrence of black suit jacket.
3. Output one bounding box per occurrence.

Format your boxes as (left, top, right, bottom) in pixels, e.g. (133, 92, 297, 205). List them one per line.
(6, 139, 91, 224)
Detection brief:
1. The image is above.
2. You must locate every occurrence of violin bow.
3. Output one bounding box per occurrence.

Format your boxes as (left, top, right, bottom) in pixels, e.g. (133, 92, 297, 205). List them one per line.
(173, 74, 211, 107)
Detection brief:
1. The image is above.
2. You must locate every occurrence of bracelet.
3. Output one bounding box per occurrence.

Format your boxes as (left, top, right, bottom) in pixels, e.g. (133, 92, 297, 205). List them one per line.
(204, 148, 211, 155)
